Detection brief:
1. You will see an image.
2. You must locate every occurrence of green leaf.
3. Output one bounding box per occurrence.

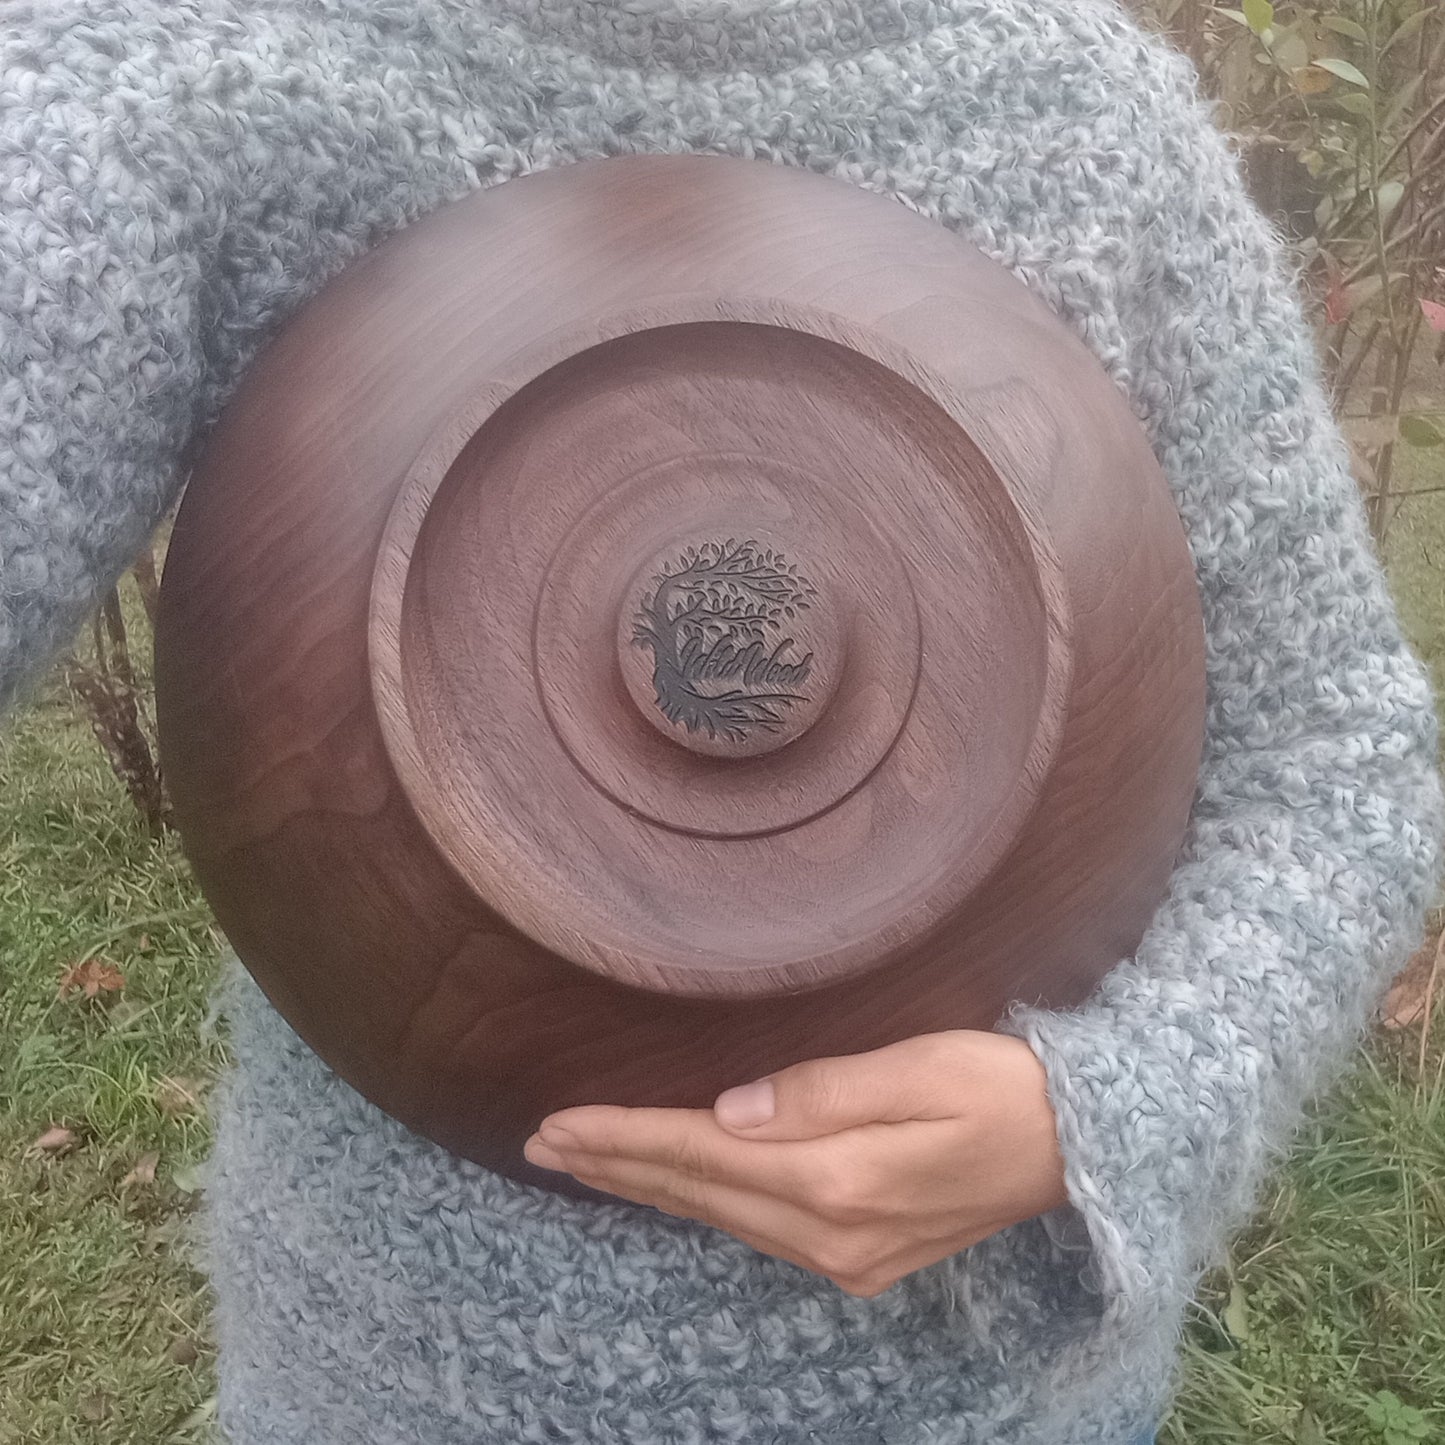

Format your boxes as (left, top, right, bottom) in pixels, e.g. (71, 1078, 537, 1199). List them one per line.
(1223, 1279, 1250, 1342)
(1275, 31, 1310, 69)
(1334, 91, 1375, 115)
(1400, 415, 1444, 448)
(1320, 14, 1368, 42)
(1323, 14, 1364, 41)
(1383, 6, 1433, 55)
(1243, 0, 1275, 35)
(170, 1161, 206, 1195)
(1313, 56, 1370, 86)
(1377, 180, 1406, 221)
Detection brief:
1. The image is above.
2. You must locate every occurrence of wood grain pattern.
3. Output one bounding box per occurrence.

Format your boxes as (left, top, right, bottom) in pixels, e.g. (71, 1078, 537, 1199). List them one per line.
(154, 154, 1206, 1198)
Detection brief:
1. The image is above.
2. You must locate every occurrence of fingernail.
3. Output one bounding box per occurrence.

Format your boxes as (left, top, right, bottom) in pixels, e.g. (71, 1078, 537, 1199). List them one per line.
(523, 1135, 566, 1171)
(715, 1078, 775, 1129)
(538, 1124, 577, 1150)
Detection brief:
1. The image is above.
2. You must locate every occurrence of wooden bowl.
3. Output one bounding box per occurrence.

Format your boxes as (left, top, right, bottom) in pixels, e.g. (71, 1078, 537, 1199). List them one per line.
(155, 154, 1205, 1197)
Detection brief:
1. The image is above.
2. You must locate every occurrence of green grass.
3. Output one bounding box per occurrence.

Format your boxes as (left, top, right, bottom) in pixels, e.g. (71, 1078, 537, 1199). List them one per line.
(1380, 443, 1445, 707)
(0, 586, 225, 1445)
(1167, 1023, 1445, 1444)
(0, 461, 1442, 1441)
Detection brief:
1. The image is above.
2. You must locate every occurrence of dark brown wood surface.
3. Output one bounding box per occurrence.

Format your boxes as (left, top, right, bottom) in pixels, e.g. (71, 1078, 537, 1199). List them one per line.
(155, 154, 1206, 1197)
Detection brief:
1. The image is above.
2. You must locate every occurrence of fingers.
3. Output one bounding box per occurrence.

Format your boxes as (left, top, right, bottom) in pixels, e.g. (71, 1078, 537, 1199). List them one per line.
(526, 1107, 971, 1234)
(527, 1131, 816, 1238)
(523, 1127, 960, 1297)
(713, 1031, 986, 1141)
(530, 1104, 940, 1215)
(528, 1105, 823, 1202)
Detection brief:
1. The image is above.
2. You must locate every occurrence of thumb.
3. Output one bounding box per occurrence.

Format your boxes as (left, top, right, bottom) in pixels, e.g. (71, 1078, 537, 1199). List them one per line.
(712, 1035, 964, 1141)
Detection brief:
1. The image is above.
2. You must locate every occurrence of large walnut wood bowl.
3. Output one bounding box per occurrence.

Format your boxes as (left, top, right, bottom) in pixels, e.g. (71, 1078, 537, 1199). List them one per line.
(155, 154, 1206, 1197)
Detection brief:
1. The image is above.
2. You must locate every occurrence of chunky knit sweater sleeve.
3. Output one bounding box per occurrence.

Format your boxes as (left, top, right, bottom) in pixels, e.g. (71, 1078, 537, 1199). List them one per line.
(2, 1, 1441, 1440)
(0, 1, 464, 708)
(984, 44, 1445, 1319)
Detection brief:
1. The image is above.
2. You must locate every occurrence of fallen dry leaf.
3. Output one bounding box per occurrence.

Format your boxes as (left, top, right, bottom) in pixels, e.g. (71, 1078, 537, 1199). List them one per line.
(121, 1152, 160, 1189)
(58, 956, 125, 1001)
(27, 1125, 76, 1157)
(77, 1393, 111, 1424)
(155, 1076, 203, 1117)
(167, 1336, 200, 1367)
(1382, 926, 1443, 1030)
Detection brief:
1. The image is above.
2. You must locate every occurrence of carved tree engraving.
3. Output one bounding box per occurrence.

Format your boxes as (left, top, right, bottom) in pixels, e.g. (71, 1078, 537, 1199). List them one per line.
(631, 538, 818, 743)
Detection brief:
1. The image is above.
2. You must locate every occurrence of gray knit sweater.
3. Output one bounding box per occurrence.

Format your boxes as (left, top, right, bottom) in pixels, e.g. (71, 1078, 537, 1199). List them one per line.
(3, 1, 1441, 1441)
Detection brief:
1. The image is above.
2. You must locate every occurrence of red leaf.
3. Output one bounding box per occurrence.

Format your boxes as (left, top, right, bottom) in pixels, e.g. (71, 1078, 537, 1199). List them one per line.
(1324, 259, 1351, 325)
(58, 957, 125, 1000)
(1420, 298, 1445, 332)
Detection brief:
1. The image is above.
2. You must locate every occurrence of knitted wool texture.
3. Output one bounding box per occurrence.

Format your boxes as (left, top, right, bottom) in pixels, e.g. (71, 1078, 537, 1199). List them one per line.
(3, 1, 1442, 1440)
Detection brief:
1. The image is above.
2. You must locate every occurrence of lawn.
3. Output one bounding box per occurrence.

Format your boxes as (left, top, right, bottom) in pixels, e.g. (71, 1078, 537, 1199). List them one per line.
(0, 635, 224, 1444)
(1, 469, 1442, 1443)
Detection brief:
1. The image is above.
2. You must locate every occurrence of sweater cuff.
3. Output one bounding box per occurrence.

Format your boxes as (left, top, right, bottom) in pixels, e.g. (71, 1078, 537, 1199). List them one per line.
(1002, 1000, 1196, 1312)
(997, 794, 1441, 1320)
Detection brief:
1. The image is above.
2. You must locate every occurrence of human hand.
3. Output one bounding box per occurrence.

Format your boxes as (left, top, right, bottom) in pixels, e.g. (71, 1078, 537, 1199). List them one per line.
(523, 1031, 1070, 1297)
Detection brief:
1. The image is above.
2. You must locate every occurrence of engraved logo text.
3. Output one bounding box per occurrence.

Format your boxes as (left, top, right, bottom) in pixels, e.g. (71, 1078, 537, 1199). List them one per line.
(631, 539, 817, 744)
